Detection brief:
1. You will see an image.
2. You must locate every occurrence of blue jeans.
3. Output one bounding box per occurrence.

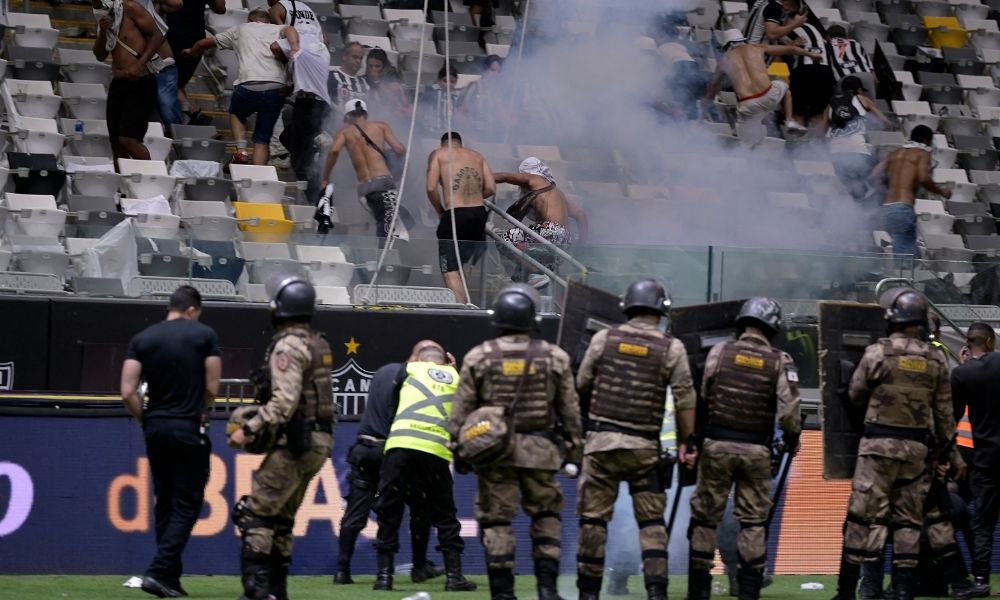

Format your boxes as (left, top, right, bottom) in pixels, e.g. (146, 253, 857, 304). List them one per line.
(882, 203, 919, 258)
(155, 66, 182, 136)
(229, 85, 284, 145)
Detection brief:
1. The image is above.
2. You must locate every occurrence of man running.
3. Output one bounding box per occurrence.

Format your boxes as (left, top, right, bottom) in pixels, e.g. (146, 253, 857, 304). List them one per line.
(870, 125, 952, 259)
(702, 29, 820, 147)
(426, 131, 495, 305)
(494, 157, 588, 288)
(320, 99, 407, 242)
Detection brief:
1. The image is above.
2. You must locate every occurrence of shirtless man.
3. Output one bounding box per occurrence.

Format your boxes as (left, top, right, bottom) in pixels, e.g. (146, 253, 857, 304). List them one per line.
(494, 157, 588, 288)
(702, 29, 821, 147)
(870, 125, 952, 259)
(426, 131, 496, 304)
(93, 0, 165, 163)
(320, 99, 407, 241)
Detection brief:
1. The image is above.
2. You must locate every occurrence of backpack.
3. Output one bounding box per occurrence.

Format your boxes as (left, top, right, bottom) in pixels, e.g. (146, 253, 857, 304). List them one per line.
(829, 92, 860, 129)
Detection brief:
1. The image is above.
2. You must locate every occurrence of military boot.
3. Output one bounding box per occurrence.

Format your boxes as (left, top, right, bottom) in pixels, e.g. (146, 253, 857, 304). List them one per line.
(606, 568, 630, 596)
(411, 560, 445, 583)
(488, 567, 517, 600)
(333, 556, 353, 585)
(443, 550, 477, 592)
(892, 568, 915, 600)
(644, 581, 667, 600)
(833, 560, 861, 600)
(688, 569, 713, 600)
(373, 551, 394, 591)
(860, 559, 885, 599)
(737, 568, 765, 600)
(269, 551, 290, 600)
(533, 557, 562, 600)
(239, 544, 272, 600)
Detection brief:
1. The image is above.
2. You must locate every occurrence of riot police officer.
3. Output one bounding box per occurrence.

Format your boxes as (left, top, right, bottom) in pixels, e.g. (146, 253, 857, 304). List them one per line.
(834, 288, 954, 600)
(574, 278, 696, 600)
(227, 277, 336, 600)
(449, 284, 583, 600)
(684, 297, 802, 600)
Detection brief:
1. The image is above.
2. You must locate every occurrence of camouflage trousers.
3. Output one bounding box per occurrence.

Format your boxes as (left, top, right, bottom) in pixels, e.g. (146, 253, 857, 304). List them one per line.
(475, 465, 564, 570)
(243, 432, 333, 559)
(689, 440, 772, 573)
(576, 448, 667, 588)
(842, 439, 930, 569)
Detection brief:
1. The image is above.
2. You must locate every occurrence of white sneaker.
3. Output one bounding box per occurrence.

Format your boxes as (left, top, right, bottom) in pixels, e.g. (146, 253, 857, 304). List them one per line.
(784, 120, 808, 138)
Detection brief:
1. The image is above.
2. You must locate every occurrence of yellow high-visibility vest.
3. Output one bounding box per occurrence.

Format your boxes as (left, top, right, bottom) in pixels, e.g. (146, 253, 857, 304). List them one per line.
(385, 362, 458, 461)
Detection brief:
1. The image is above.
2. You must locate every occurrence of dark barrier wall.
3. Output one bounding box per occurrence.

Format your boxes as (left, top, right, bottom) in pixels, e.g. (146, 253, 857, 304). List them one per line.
(0, 297, 559, 395)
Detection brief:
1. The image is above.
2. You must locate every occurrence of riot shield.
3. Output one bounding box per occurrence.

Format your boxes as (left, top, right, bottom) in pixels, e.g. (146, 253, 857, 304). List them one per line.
(818, 301, 885, 480)
(557, 280, 627, 372)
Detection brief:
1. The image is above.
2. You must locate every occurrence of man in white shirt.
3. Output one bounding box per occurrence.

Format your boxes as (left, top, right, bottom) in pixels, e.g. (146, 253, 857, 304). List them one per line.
(183, 9, 298, 165)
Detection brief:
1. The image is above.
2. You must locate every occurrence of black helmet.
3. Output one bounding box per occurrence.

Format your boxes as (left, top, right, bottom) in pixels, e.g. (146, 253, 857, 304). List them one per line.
(226, 406, 278, 454)
(620, 278, 672, 316)
(270, 276, 316, 320)
(735, 297, 783, 336)
(881, 288, 928, 326)
(489, 283, 542, 332)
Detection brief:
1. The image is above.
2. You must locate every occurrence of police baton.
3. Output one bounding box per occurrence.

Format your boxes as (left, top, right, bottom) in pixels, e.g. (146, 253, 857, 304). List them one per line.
(765, 446, 793, 535)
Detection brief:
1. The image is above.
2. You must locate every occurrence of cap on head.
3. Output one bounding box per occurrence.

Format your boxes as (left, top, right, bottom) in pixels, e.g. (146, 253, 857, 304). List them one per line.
(270, 276, 316, 321)
(827, 24, 847, 38)
(620, 278, 672, 317)
(841, 75, 864, 93)
(489, 283, 542, 332)
(344, 98, 368, 115)
(735, 297, 783, 337)
(719, 29, 746, 50)
(879, 287, 928, 326)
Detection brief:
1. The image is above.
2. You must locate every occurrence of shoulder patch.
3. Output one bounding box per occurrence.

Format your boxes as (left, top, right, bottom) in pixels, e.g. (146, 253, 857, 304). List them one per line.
(617, 342, 649, 357)
(899, 357, 928, 373)
(275, 352, 290, 371)
(734, 353, 765, 369)
(786, 368, 799, 383)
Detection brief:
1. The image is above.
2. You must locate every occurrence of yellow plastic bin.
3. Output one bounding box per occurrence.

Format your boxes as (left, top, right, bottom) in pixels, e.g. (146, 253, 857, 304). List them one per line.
(767, 61, 791, 84)
(923, 16, 968, 48)
(233, 202, 294, 243)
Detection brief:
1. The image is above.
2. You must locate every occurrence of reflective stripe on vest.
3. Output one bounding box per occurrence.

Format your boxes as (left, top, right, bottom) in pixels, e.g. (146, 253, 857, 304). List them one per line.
(385, 362, 458, 461)
(957, 406, 974, 449)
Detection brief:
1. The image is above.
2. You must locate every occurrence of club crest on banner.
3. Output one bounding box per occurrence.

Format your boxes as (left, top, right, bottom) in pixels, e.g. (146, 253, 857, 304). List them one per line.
(331, 358, 374, 416)
(0, 362, 13, 391)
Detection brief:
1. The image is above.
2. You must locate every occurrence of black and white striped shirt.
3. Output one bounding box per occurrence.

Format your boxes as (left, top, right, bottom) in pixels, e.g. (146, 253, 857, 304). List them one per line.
(743, 0, 785, 44)
(790, 23, 830, 68)
(828, 37, 874, 80)
(329, 67, 370, 107)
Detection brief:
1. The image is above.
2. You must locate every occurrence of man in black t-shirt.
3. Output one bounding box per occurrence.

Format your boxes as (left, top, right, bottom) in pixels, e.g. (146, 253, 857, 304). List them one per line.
(334, 347, 447, 586)
(120, 286, 222, 598)
(953, 322, 1000, 594)
(166, 0, 226, 124)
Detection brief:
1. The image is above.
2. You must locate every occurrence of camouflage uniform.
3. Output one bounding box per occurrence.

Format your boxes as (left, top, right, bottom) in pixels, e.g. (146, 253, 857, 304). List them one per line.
(688, 331, 801, 600)
(841, 333, 953, 585)
(449, 334, 583, 600)
(574, 317, 696, 598)
(236, 325, 336, 600)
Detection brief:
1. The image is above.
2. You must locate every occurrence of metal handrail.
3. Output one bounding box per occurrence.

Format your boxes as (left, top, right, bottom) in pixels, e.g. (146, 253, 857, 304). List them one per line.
(483, 199, 589, 277)
(873, 277, 967, 337)
(485, 228, 568, 293)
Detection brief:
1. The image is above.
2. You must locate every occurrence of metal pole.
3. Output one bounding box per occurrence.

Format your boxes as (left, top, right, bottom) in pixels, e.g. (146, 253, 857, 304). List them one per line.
(484, 199, 589, 277)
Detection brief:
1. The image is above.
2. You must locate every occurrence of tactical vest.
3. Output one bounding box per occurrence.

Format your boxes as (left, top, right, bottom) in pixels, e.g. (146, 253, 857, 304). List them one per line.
(589, 327, 672, 434)
(483, 339, 553, 433)
(256, 327, 336, 423)
(706, 340, 783, 434)
(865, 338, 940, 430)
(385, 362, 458, 461)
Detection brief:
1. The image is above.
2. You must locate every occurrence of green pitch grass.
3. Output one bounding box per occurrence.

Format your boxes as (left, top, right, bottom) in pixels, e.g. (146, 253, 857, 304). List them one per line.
(0, 575, 845, 599)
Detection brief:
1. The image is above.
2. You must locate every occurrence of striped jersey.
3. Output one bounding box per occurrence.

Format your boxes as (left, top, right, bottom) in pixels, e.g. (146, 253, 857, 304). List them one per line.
(828, 36, 874, 80)
(743, 0, 786, 44)
(330, 67, 370, 107)
(790, 23, 830, 68)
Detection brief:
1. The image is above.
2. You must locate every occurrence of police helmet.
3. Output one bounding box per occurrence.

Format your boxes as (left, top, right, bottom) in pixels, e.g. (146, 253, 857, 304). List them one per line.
(226, 406, 278, 454)
(735, 297, 783, 336)
(489, 283, 542, 332)
(620, 278, 672, 316)
(880, 288, 928, 326)
(270, 276, 316, 320)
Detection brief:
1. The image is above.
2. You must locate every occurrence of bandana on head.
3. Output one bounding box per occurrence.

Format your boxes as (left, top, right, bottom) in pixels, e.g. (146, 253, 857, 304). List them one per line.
(518, 157, 556, 185)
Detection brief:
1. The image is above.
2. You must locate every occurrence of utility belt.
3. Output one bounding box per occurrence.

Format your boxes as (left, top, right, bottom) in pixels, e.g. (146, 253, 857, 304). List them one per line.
(589, 419, 660, 441)
(705, 424, 771, 446)
(864, 423, 930, 443)
(285, 413, 333, 457)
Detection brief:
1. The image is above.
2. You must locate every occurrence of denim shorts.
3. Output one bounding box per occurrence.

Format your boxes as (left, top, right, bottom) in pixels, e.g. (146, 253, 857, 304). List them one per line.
(229, 85, 284, 145)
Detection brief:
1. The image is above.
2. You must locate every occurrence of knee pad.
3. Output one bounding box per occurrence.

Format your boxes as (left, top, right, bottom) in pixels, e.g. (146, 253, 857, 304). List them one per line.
(688, 518, 716, 540)
(579, 517, 608, 530)
(233, 495, 274, 535)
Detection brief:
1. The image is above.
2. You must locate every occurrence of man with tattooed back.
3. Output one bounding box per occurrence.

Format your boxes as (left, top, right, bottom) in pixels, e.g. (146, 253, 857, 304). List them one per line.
(426, 131, 495, 305)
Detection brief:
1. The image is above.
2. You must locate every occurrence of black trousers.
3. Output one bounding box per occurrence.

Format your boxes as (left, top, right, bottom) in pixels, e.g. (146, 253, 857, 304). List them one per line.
(143, 417, 211, 585)
(374, 448, 464, 555)
(285, 95, 329, 205)
(970, 464, 1000, 577)
(337, 440, 433, 569)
